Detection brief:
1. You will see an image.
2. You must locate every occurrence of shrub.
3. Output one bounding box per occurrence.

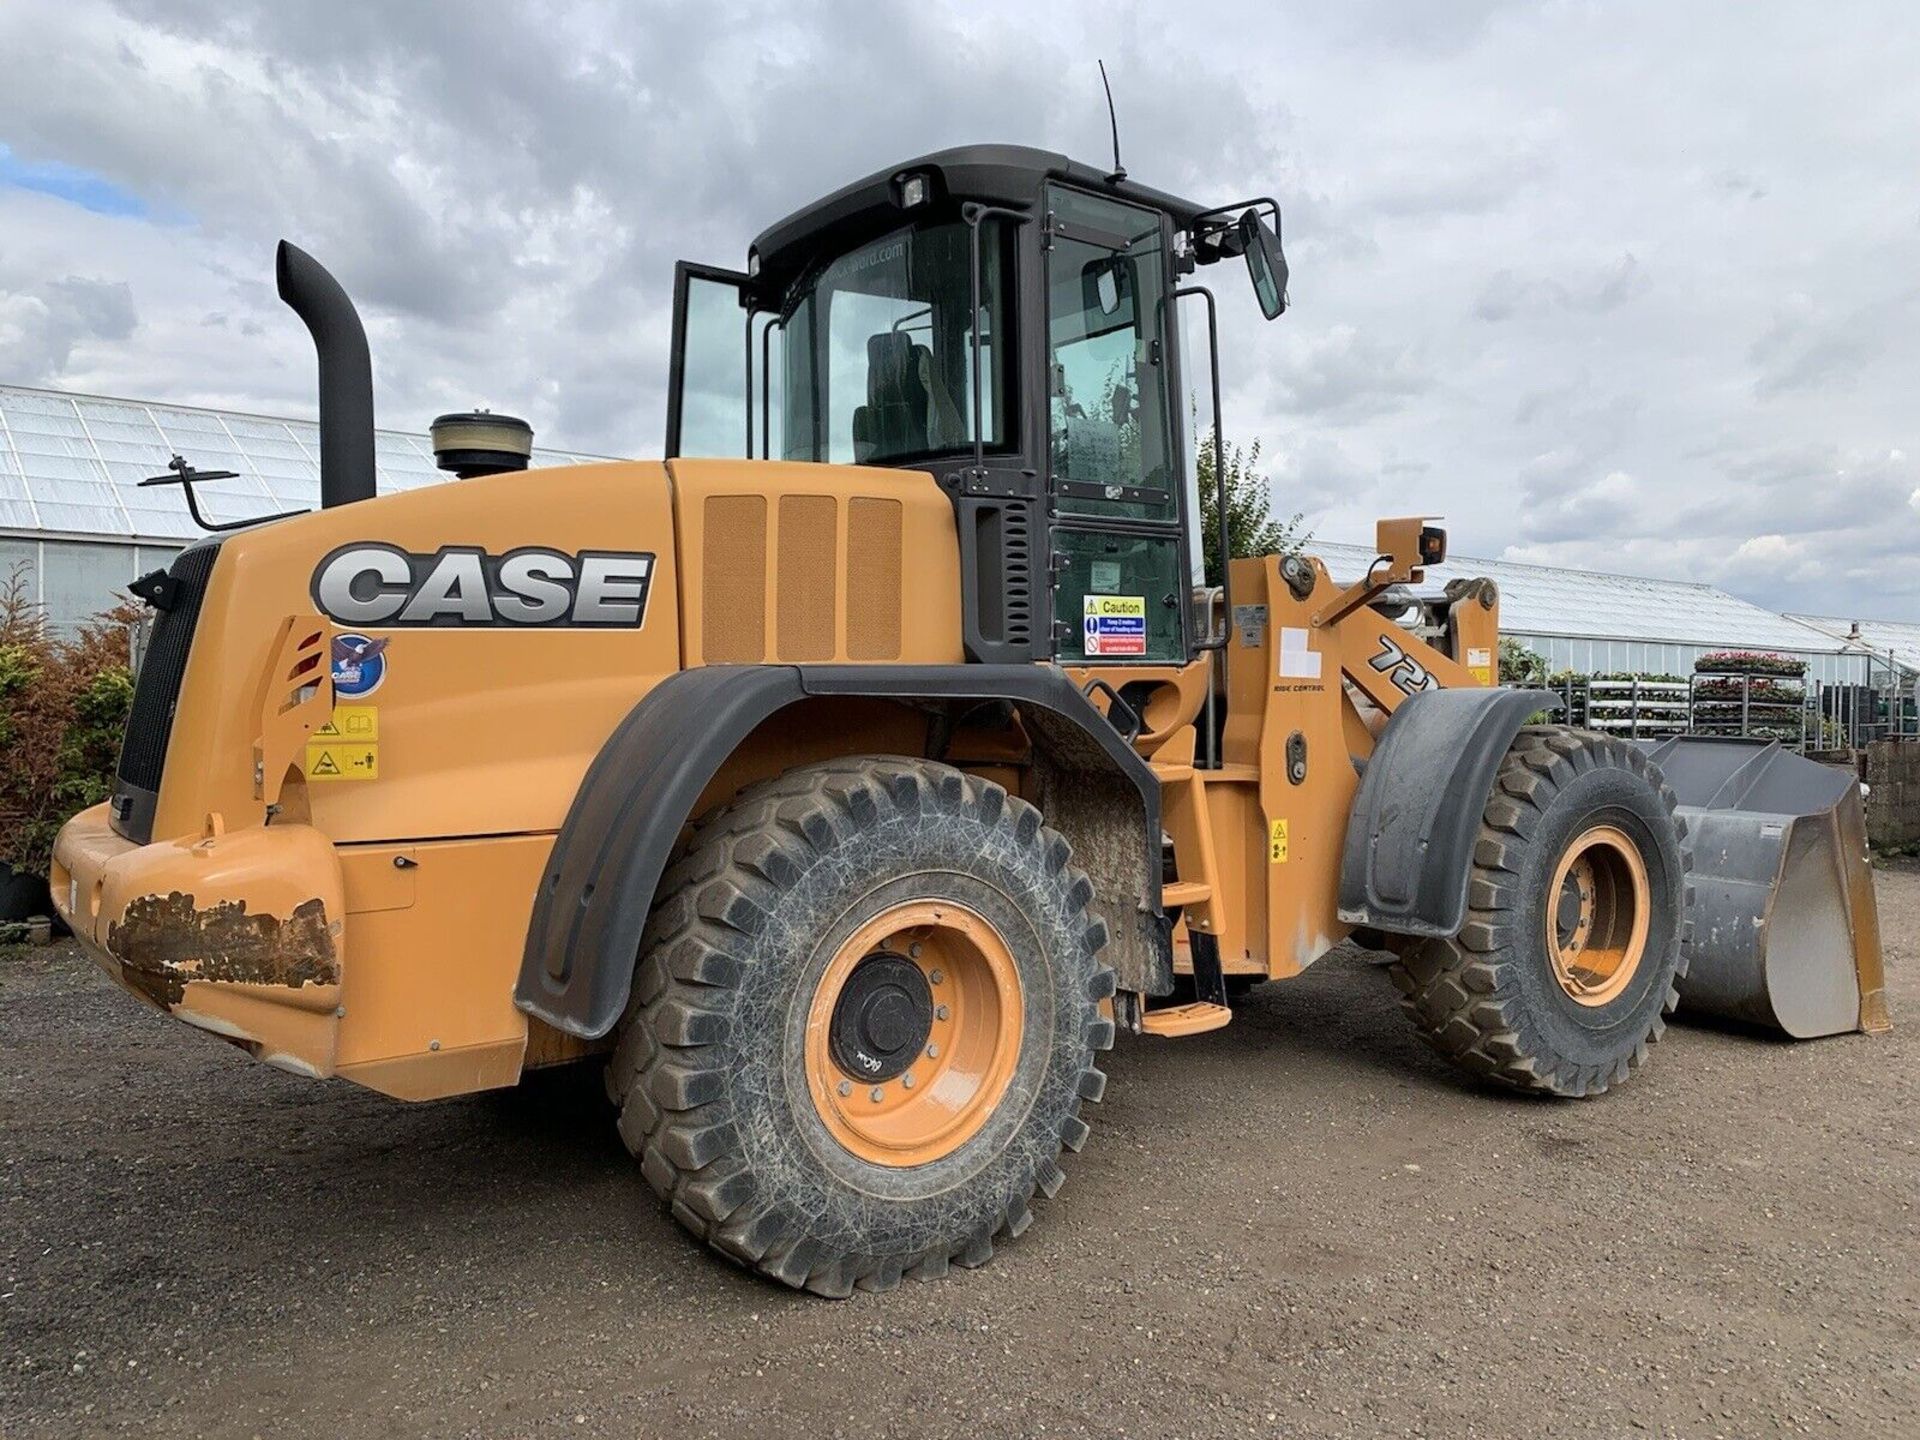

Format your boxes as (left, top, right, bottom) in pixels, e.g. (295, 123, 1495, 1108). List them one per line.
(1498, 638, 1550, 687)
(0, 566, 139, 880)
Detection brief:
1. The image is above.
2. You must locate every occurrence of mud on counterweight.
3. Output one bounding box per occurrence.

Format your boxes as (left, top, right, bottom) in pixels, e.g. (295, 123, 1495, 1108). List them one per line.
(107, 892, 338, 1008)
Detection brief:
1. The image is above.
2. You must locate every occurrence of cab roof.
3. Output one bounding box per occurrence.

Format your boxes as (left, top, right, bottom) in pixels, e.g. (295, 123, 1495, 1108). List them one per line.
(748, 144, 1210, 294)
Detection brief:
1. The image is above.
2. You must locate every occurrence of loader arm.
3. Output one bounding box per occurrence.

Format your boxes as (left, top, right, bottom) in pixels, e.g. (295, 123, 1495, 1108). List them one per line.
(1191, 529, 1527, 985)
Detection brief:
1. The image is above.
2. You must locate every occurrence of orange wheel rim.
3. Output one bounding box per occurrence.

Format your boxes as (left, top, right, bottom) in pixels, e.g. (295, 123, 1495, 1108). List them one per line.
(804, 900, 1023, 1167)
(1545, 824, 1651, 1007)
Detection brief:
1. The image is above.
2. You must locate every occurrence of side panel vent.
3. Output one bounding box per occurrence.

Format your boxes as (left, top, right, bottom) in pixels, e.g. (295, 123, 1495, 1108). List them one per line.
(846, 497, 903, 660)
(703, 494, 767, 662)
(776, 494, 838, 661)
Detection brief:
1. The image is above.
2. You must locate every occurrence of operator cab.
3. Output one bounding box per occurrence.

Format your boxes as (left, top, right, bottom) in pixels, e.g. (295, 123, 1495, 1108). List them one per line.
(667, 144, 1287, 667)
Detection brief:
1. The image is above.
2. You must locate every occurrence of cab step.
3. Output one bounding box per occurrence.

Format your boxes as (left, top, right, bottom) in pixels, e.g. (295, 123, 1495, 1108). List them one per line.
(1139, 1002, 1233, 1037)
(1161, 879, 1212, 908)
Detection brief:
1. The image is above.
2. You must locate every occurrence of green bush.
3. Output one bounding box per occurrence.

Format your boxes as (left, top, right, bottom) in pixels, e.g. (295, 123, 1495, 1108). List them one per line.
(0, 567, 139, 880)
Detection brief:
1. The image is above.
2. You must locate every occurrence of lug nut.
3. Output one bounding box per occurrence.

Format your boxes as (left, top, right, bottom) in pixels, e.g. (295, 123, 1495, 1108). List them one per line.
(929, 968, 944, 985)
(902, 1073, 915, 1089)
(909, 943, 923, 959)
(869, 1087, 885, 1103)
(935, 1004, 950, 1021)
(838, 1080, 852, 1097)
(926, 1043, 940, 1059)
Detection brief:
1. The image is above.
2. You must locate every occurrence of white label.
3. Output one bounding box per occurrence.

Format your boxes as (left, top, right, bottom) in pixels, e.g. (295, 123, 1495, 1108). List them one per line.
(1277, 626, 1324, 679)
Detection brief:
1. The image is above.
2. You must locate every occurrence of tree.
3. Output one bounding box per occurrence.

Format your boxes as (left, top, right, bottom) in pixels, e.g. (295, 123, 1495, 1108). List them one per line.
(1498, 637, 1551, 687)
(1195, 434, 1309, 585)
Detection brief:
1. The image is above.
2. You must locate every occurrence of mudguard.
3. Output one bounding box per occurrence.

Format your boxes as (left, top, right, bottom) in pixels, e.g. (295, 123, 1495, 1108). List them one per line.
(515, 664, 1165, 1038)
(1337, 688, 1559, 939)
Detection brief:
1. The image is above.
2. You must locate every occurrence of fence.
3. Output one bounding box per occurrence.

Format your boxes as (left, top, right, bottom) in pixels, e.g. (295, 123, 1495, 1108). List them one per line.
(1547, 671, 1919, 753)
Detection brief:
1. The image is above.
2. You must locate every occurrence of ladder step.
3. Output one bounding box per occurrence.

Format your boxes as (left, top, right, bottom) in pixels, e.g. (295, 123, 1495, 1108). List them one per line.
(1138, 1002, 1232, 1037)
(1161, 879, 1212, 907)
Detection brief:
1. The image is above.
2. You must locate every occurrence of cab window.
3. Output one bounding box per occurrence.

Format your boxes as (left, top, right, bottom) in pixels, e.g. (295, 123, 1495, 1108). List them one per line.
(1045, 187, 1178, 522)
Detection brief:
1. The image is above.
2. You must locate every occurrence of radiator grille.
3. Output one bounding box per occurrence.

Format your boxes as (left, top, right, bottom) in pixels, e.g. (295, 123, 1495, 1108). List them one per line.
(702, 494, 767, 662)
(111, 542, 219, 841)
(847, 497, 903, 660)
(776, 495, 837, 661)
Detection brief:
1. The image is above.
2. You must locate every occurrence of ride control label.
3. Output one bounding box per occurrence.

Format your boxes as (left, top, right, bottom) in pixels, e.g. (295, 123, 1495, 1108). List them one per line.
(1083, 595, 1146, 657)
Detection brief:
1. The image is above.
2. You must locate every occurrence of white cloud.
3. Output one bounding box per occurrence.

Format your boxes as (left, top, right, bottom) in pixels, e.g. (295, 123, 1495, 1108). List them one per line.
(0, 0, 1915, 618)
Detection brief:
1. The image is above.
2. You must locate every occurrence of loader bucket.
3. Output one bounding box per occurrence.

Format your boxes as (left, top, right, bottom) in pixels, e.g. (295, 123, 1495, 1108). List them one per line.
(1637, 736, 1889, 1038)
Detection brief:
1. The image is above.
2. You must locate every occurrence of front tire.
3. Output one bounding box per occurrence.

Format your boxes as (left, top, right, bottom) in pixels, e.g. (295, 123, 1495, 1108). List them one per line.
(1390, 728, 1690, 1098)
(608, 757, 1114, 1296)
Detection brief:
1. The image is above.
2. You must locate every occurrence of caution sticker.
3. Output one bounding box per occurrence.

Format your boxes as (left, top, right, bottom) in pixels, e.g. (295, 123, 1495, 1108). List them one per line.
(1083, 595, 1147, 657)
(314, 705, 379, 741)
(1467, 646, 1494, 685)
(1269, 818, 1289, 863)
(307, 742, 379, 781)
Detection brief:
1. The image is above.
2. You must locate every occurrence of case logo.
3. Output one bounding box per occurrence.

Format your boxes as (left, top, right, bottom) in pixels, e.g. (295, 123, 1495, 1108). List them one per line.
(310, 544, 654, 628)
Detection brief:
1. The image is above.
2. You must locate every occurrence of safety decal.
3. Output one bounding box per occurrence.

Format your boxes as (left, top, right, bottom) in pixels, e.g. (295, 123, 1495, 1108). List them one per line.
(310, 543, 654, 628)
(306, 741, 378, 782)
(1232, 604, 1268, 649)
(1276, 626, 1323, 679)
(1083, 595, 1146, 657)
(314, 705, 379, 741)
(1269, 818, 1289, 863)
(331, 633, 388, 699)
(1467, 645, 1493, 685)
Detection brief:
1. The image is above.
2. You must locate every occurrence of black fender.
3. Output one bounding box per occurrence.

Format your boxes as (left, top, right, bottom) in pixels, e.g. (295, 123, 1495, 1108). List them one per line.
(1336, 687, 1560, 940)
(515, 664, 1167, 1038)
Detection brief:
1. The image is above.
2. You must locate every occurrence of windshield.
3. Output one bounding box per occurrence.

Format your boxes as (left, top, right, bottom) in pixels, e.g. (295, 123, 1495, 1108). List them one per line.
(770, 219, 1011, 466)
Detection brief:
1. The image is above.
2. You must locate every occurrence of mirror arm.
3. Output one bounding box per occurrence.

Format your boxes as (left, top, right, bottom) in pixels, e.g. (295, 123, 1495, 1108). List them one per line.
(1174, 283, 1230, 656)
(1190, 195, 1282, 233)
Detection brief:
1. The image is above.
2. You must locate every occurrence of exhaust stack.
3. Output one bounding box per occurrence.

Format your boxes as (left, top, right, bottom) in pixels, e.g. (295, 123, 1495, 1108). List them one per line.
(275, 240, 376, 509)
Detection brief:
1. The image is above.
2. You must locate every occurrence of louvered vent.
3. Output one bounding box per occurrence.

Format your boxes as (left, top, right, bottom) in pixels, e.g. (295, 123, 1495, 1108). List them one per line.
(1001, 504, 1033, 646)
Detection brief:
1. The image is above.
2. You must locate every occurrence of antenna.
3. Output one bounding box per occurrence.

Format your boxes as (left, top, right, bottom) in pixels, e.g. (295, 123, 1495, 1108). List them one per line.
(1098, 60, 1127, 183)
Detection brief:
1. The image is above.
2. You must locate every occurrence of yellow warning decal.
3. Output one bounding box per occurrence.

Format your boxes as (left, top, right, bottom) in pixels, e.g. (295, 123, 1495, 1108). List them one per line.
(1269, 818, 1289, 863)
(314, 705, 379, 741)
(306, 742, 378, 781)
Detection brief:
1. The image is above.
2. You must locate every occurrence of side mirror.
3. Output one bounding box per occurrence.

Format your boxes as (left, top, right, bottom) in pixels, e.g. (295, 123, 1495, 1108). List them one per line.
(1082, 255, 1132, 322)
(1238, 211, 1288, 320)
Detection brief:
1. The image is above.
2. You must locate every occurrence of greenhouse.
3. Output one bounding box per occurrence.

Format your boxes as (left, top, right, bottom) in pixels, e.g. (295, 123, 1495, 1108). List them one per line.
(1314, 541, 1891, 688)
(0, 383, 601, 634)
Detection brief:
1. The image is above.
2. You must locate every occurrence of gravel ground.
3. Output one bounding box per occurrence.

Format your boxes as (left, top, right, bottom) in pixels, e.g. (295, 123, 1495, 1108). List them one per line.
(2, 865, 1915, 1440)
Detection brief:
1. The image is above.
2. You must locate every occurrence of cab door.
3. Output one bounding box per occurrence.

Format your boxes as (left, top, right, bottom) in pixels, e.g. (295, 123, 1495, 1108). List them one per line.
(1042, 185, 1191, 667)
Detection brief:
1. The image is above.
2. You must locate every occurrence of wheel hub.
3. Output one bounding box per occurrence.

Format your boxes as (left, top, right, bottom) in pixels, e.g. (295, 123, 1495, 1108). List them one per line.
(1545, 823, 1651, 1007)
(828, 953, 933, 1083)
(803, 900, 1025, 1168)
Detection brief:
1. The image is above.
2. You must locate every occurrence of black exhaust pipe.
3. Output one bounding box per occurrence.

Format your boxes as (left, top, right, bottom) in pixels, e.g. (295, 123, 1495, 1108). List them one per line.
(275, 240, 376, 509)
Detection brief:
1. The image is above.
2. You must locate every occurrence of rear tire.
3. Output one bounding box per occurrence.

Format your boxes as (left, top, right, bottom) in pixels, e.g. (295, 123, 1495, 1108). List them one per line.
(607, 757, 1114, 1296)
(1389, 728, 1690, 1098)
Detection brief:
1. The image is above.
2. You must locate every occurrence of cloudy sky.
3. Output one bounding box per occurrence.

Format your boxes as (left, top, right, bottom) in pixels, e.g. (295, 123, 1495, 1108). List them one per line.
(2, 0, 1917, 616)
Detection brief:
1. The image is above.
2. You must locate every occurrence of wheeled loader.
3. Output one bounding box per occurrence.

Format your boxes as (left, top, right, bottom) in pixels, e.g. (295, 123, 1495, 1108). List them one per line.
(52, 145, 1887, 1296)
